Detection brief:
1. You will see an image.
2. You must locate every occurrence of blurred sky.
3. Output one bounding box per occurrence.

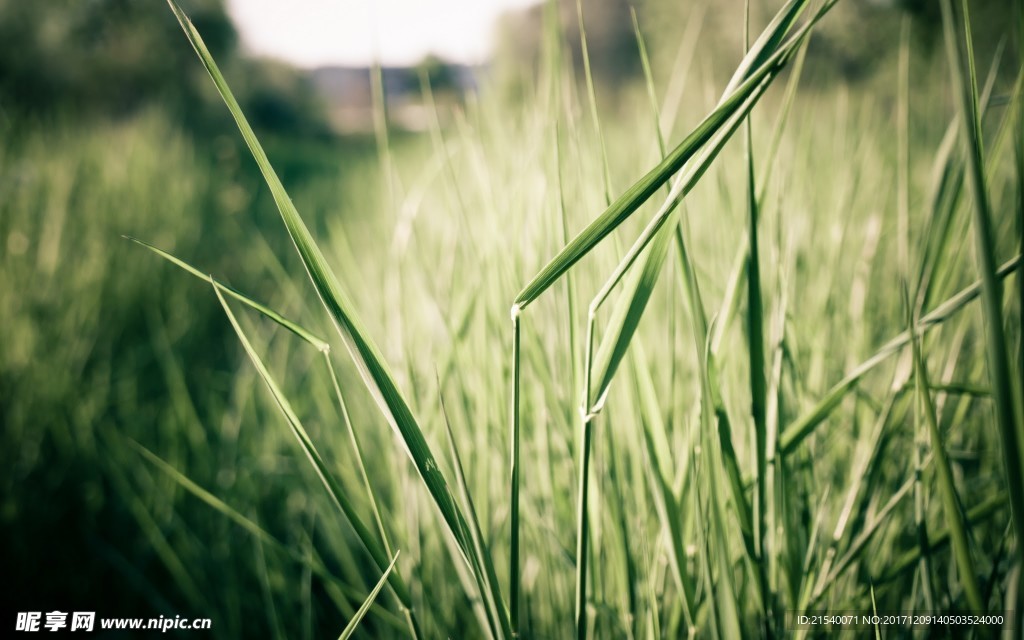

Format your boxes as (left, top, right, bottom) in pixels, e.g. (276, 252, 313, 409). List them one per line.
(226, 0, 540, 68)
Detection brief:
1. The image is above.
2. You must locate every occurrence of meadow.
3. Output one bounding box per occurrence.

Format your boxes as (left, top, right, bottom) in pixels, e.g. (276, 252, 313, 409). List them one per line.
(1, 0, 1022, 637)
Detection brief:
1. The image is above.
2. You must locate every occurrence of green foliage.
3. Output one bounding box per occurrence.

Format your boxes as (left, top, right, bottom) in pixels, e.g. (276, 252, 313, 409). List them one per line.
(2, 0, 1023, 637)
(0, 0, 328, 137)
(0, 0, 233, 117)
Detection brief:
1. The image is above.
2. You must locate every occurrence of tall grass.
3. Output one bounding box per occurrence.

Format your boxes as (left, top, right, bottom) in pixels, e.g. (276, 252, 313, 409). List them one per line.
(60, 0, 1024, 636)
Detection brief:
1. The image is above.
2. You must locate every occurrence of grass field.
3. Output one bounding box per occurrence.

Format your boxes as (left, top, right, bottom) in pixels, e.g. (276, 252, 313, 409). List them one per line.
(2, 0, 1023, 637)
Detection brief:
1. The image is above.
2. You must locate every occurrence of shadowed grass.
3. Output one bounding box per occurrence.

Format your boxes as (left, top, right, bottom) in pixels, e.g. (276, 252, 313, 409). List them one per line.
(941, 0, 1024, 560)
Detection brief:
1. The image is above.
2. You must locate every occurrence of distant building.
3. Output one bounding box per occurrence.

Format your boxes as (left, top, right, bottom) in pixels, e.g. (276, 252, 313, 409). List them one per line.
(310, 63, 479, 133)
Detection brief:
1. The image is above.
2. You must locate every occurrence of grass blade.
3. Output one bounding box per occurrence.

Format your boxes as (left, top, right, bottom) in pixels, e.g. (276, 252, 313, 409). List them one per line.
(741, 5, 770, 629)
(127, 236, 330, 353)
(575, 0, 613, 205)
(130, 439, 402, 625)
(573, 415, 595, 640)
(338, 552, 401, 640)
(166, 3, 491, 611)
(514, 0, 837, 310)
(630, 346, 696, 627)
(509, 312, 522, 638)
(587, 72, 772, 411)
(210, 279, 422, 636)
(907, 289, 984, 610)
(780, 255, 1021, 454)
(439, 381, 511, 640)
(876, 494, 1006, 583)
(941, 0, 1024, 552)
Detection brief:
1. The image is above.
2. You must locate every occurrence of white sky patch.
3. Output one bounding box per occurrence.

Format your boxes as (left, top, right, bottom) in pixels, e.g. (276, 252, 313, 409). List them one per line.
(225, 0, 539, 68)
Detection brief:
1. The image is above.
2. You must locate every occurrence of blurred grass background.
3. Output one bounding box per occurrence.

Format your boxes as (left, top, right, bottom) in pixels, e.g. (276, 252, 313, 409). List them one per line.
(1, 0, 1021, 637)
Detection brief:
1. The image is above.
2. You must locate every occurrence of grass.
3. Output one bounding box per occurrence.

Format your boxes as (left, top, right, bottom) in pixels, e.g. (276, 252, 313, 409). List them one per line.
(2, 0, 1022, 637)
(161, 0, 1024, 634)
(941, 0, 1024, 559)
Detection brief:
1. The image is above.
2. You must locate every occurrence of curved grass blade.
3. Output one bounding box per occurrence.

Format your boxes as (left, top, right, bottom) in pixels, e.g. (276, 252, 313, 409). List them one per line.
(941, 0, 1024, 555)
(587, 75, 770, 411)
(126, 236, 330, 353)
(876, 494, 1006, 583)
(324, 354, 395, 560)
(210, 279, 419, 625)
(513, 0, 838, 311)
(588, 216, 675, 411)
(166, 2, 487, 601)
(780, 255, 1021, 455)
(132, 442, 365, 599)
(338, 552, 401, 640)
(809, 476, 915, 606)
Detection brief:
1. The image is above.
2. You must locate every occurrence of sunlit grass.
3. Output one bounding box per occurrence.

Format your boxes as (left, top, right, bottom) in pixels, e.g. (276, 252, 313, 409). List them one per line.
(144, 0, 1022, 636)
(2, 0, 1022, 637)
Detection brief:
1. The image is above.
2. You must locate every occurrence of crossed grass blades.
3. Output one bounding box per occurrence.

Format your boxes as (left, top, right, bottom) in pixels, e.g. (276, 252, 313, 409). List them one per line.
(130, 0, 1023, 636)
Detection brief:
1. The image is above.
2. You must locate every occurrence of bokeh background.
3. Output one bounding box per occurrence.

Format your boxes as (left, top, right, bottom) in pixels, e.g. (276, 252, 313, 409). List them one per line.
(1, 0, 1021, 637)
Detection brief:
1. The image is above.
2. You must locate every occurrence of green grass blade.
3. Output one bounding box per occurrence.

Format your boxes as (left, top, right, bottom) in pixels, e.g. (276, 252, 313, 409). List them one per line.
(210, 279, 415, 614)
(942, 0, 1024, 551)
(131, 439, 397, 616)
(744, 150, 767, 509)
(700, 349, 744, 638)
(631, 345, 696, 626)
(338, 552, 401, 640)
(742, 9, 771, 627)
(574, 416, 595, 640)
(588, 214, 676, 410)
(907, 291, 984, 610)
(513, 0, 836, 310)
(587, 76, 772, 409)
(438, 383, 511, 640)
(575, 0, 613, 205)
(724, 0, 811, 96)
(324, 354, 395, 560)
(876, 494, 1006, 583)
(509, 313, 522, 637)
(780, 255, 1021, 454)
(127, 236, 330, 353)
(166, 0, 483, 581)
